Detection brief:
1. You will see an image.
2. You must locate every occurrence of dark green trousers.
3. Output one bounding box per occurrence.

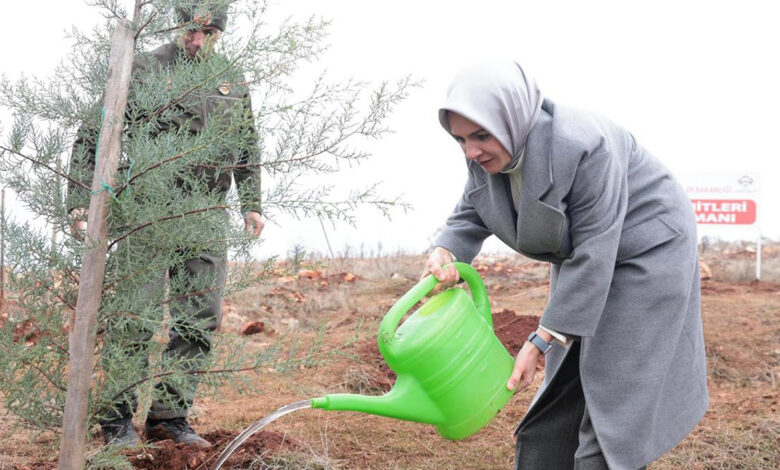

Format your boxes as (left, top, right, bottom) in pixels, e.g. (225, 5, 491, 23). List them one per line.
(101, 249, 226, 423)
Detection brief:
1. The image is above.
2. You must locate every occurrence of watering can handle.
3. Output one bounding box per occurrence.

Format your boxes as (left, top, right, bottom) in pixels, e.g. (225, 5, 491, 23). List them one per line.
(378, 262, 493, 344)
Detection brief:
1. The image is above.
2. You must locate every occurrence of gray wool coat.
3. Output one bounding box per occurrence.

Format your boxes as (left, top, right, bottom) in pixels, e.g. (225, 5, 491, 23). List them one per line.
(435, 100, 709, 469)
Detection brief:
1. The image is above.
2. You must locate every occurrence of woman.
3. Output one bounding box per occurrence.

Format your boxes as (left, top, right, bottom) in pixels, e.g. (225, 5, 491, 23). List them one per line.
(422, 61, 708, 470)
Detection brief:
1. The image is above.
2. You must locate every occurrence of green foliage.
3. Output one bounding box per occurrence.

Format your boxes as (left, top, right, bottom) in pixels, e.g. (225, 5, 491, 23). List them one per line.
(86, 444, 136, 470)
(0, 0, 413, 451)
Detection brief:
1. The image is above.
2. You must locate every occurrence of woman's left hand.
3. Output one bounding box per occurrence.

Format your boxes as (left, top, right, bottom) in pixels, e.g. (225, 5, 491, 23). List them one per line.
(506, 341, 542, 392)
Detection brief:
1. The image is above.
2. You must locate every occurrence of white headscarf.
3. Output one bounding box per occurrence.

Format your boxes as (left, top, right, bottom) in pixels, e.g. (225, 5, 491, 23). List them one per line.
(438, 61, 543, 172)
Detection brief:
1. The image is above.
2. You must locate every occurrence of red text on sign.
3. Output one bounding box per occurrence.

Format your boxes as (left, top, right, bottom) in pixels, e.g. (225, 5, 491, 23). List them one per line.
(690, 199, 756, 225)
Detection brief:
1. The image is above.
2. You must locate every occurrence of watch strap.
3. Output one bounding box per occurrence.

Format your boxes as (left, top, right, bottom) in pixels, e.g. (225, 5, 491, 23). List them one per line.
(528, 331, 553, 355)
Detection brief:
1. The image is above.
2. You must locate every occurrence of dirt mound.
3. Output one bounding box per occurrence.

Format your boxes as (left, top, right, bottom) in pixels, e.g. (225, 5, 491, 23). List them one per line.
(355, 338, 396, 393)
(474, 261, 548, 279)
(701, 280, 780, 296)
(491, 309, 539, 357)
(701, 280, 738, 295)
(127, 429, 299, 470)
(355, 308, 542, 392)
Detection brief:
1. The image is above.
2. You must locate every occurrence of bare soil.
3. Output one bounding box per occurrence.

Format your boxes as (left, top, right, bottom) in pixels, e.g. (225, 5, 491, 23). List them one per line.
(126, 430, 299, 470)
(1, 244, 779, 469)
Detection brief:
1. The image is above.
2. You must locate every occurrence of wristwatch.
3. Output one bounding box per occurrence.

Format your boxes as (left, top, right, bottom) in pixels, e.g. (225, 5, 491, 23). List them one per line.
(527, 331, 553, 355)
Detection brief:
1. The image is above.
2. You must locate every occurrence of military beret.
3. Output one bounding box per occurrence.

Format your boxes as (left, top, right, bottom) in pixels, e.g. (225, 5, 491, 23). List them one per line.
(175, 2, 228, 32)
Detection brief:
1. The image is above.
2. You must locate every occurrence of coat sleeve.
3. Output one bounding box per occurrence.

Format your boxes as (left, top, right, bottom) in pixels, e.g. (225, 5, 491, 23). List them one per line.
(539, 139, 629, 338)
(66, 122, 99, 212)
(66, 54, 151, 213)
(232, 90, 262, 215)
(434, 168, 492, 264)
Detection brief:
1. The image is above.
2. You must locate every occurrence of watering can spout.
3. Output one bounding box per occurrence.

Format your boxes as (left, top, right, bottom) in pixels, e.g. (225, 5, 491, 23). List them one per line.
(310, 375, 443, 425)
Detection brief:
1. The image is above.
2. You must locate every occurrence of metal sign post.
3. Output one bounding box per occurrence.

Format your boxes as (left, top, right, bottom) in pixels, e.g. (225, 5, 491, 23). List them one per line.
(756, 231, 762, 280)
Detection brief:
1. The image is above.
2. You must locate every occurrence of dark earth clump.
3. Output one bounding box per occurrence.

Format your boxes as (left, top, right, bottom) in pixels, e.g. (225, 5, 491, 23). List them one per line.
(356, 338, 397, 392)
(126, 429, 300, 470)
(491, 309, 540, 357)
(22, 430, 299, 470)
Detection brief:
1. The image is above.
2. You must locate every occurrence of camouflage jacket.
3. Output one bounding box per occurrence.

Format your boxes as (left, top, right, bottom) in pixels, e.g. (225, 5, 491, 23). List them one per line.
(67, 42, 261, 215)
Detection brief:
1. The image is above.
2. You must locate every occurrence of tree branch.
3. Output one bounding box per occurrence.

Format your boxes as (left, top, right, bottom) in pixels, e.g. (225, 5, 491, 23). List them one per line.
(26, 360, 67, 393)
(150, 19, 201, 36)
(113, 120, 244, 195)
(108, 205, 230, 249)
(6, 346, 67, 392)
(134, 10, 157, 39)
(141, 44, 249, 125)
(10, 413, 61, 435)
(103, 342, 350, 409)
(112, 153, 185, 195)
(0, 145, 89, 190)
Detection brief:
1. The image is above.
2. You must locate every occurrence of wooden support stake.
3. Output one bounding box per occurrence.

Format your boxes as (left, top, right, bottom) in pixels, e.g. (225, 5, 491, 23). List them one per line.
(58, 19, 135, 470)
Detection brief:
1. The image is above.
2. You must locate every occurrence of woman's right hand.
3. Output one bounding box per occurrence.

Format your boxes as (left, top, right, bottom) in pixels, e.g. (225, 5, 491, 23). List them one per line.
(421, 247, 459, 285)
(507, 339, 543, 392)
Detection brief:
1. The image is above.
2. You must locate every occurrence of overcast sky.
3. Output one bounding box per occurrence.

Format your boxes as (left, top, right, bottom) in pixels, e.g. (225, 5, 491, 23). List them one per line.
(1, 1, 778, 260)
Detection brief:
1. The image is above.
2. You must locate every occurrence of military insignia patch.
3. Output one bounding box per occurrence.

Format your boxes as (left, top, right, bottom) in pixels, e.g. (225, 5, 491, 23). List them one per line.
(218, 82, 231, 95)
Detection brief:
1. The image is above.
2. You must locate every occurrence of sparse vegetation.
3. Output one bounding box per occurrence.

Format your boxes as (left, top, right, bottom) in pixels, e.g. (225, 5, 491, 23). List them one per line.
(0, 0, 415, 464)
(1, 242, 778, 468)
(248, 450, 336, 470)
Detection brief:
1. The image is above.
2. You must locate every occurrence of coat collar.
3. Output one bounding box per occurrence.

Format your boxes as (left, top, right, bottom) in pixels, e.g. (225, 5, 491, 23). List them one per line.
(465, 99, 565, 259)
(523, 99, 555, 199)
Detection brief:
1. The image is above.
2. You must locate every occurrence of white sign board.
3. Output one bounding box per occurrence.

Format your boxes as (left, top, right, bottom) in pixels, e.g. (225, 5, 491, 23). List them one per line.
(678, 172, 762, 279)
(681, 172, 760, 224)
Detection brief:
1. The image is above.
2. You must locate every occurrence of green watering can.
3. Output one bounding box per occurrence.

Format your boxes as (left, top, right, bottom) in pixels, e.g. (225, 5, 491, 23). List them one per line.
(310, 262, 515, 440)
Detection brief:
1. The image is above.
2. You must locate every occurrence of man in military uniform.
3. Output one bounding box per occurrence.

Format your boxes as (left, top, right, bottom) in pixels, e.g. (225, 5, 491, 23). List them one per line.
(68, 3, 263, 449)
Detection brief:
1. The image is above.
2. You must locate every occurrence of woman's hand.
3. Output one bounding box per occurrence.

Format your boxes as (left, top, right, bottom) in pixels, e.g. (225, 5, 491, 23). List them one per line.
(507, 339, 543, 392)
(421, 247, 459, 285)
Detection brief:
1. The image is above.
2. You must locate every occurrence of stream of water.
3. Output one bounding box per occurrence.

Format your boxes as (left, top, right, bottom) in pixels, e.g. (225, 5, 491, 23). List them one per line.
(210, 399, 312, 470)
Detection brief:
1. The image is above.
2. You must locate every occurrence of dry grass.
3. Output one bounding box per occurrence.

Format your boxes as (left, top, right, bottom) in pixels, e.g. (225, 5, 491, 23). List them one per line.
(700, 240, 780, 282)
(342, 366, 388, 396)
(654, 277, 780, 469)
(246, 448, 337, 469)
(2, 245, 779, 469)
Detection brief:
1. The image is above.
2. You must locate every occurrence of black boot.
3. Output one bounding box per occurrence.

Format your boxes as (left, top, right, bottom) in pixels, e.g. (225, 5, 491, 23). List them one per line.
(145, 417, 211, 449)
(101, 416, 142, 447)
